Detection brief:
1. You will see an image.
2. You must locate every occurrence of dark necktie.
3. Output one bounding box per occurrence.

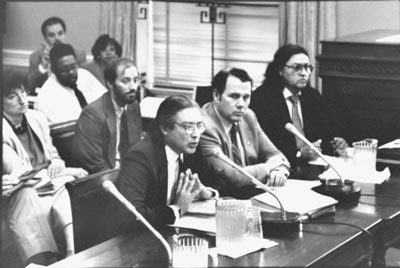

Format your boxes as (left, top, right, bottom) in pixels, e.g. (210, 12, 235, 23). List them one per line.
(289, 95, 305, 149)
(170, 156, 183, 204)
(118, 109, 129, 157)
(230, 123, 243, 166)
(71, 84, 87, 108)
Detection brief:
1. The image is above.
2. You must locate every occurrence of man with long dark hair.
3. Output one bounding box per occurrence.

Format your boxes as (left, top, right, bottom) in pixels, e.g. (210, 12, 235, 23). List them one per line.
(250, 44, 348, 170)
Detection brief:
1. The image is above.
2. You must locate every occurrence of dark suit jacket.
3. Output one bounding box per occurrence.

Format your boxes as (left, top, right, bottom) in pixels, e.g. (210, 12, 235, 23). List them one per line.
(199, 102, 287, 196)
(73, 92, 142, 174)
(116, 129, 179, 227)
(250, 84, 338, 168)
(27, 48, 86, 94)
(97, 127, 203, 241)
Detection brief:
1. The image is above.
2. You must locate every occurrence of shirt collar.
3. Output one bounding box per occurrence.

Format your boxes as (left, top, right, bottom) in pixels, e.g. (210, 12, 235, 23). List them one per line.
(213, 103, 235, 135)
(165, 144, 182, 163)
(111, 97, 126, 117)
(283, 87, 302, 100)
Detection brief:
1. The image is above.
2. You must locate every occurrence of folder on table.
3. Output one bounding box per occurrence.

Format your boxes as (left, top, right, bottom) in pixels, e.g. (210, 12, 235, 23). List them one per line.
(251, 179, 337, 219)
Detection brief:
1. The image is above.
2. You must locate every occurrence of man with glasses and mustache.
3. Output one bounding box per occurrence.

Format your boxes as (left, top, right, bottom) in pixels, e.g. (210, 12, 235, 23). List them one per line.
(36, 43, 106, 124)
(250, 44, 348, 173)
(107, 95, 217, 230)
(73, 58, 142, 174)
(199, 68, 290, 198)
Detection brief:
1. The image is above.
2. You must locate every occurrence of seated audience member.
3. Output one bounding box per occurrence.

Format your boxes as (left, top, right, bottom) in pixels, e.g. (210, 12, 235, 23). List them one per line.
(27, 16, 87, 94)
(115, 95, 217, 228)
(36, 43, 106, 124)
(74, 58, 142, 174)
(2, 69, 87, 266)
(199, 68, 290, 198)
(83, 34, 122, 87)
(250, 44, 348, 169)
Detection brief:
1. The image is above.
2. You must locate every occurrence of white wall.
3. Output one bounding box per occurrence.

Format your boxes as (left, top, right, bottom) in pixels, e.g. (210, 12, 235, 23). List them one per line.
(4, 1, 400, 61)
(337, 0, 400, 37)
(3, 2, 101, 53)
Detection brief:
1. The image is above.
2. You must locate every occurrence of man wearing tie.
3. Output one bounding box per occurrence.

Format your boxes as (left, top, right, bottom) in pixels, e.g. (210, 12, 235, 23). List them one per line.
(199, 68, 290, 198)
(114, 95, 217, 228)
(250, 44, 348, 170)
(73, 58, 142, 174)
(36, 43, 106, 124)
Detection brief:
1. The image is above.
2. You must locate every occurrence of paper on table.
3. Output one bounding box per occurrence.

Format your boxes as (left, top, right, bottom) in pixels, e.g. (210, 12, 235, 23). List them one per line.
(187, 199, 216, 215)
(379, 139, 400, 149)
(319, 166, 391, 184)
(376, 34, 400, 43)
(26, 263, 47, 268)
(170, 214, 216, 233)
(252, 179, 337, 216)
(308, 153, 391, 184)
(212, 238, 278, 258)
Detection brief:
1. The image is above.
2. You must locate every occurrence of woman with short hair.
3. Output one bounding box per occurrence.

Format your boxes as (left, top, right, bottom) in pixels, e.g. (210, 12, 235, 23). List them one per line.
(83, 34, 123, 87)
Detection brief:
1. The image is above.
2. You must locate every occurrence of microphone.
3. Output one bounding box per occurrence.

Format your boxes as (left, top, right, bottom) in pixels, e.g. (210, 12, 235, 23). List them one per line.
(209, 148, 301, 235)
(102, 181, 172, 265)
(285, 123, 361, 203)
(285, 123, 344, 182)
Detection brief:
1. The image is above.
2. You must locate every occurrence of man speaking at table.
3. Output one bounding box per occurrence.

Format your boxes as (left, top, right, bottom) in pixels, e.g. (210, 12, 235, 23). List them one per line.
(199, 68, 290, 198)
(106, 95, 218, 235)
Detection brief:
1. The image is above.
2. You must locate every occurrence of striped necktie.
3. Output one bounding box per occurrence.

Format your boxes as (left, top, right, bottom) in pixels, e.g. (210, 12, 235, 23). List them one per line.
(230, 123, 243, 166)
(289, 94, 305, 149)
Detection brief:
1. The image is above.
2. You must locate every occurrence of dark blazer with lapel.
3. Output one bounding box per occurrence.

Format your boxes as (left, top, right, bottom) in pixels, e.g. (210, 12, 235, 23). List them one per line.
(73, 92, 142, 174)
(116, 127, 177, 227)
(199, 102, 286, 196)
(250, 84, 334, 167)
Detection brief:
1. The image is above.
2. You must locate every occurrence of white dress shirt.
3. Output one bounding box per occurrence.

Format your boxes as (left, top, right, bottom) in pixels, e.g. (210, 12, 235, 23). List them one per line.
(111, 98, 127, 168)
(36, 68, 107, 124)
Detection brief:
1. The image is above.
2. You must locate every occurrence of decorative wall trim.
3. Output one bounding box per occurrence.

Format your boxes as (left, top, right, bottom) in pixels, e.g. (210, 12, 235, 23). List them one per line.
(2, 49, 93, 67)
(3, 49, 32, 67)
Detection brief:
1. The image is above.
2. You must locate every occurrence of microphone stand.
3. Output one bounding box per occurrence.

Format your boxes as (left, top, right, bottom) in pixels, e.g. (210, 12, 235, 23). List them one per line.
(285, 123, 361, 203)
(210, 150, 287, 221)
(102, 181, 173, 267)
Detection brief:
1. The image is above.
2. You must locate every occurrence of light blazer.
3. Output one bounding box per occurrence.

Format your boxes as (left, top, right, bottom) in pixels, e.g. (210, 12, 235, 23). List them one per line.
(27, 48, 86, 94)
(2, 109, 61, 175)
(73, 92, 142, 174)
(250, 84, 335, 168)
(199, 102, 287, 195)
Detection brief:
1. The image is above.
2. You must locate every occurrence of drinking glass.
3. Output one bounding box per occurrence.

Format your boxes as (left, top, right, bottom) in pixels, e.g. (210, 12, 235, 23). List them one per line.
(352, 138, 378, 173)
(172, 234, 208, 268)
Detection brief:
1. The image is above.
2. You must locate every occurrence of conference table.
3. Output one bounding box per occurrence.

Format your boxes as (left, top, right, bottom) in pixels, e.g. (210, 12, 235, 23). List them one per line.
(50, 167, 400, 267)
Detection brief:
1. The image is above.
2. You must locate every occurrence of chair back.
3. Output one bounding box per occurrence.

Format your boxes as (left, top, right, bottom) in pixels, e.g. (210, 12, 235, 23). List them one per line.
(50, 120, 77, 167)
(66, 169, 120, 252)
(194, 86, 213, 107)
